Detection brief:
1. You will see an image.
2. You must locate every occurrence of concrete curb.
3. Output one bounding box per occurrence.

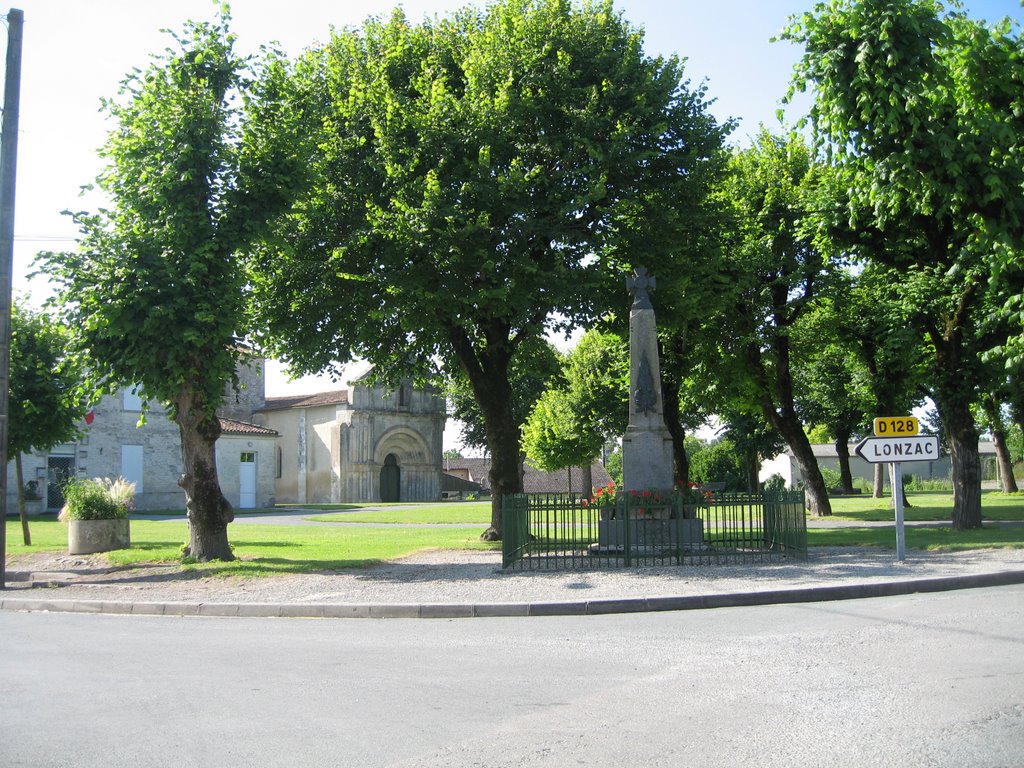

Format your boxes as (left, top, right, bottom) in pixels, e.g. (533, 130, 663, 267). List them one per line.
(2, 570, 1024, 619)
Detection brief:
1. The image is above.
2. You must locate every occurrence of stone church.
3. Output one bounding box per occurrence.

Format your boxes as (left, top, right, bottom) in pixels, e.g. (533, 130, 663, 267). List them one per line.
(6, 359, 445, 512)
(260, 368, 446, 504)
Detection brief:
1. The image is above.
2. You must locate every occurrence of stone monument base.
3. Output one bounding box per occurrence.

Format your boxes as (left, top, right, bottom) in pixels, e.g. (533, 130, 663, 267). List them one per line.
(621, 426, 675, 491)
(595, 518, 707, 554)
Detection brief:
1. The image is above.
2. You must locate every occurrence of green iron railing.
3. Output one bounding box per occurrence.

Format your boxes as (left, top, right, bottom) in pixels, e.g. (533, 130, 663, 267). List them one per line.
(502, 490, 807, 569)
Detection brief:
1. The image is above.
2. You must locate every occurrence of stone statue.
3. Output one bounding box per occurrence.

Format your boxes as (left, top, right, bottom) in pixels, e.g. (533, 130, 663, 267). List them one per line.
(627, 267, 656, 311)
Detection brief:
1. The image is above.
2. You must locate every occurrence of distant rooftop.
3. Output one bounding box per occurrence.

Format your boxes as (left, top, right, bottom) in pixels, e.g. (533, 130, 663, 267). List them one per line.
(261, 390, 350, 412)
(218, 417, 278, 437)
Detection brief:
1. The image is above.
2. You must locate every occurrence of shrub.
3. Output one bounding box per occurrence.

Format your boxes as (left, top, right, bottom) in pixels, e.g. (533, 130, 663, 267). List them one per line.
(819, 466, 842, 490)
(903, 474, 953, 492)
(58, 477, 130, 521)
(763, 473, 787, 492)
(689, 438, 745, 490)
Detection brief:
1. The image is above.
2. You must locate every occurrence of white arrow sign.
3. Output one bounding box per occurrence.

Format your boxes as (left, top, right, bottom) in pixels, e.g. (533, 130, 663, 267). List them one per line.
(854, 435, 940, 464)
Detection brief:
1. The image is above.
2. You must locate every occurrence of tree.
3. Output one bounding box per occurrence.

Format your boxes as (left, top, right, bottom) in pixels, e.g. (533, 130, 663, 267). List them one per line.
(445, 336, 561, 460)
(715, 130, 837, 516)
(688, 437, 745, 490)
(842, 264, 928, 497)
(522, 329, 628, 492)
(781, 0, 1024, 528)
(978, 392, 1019, 493)
(39, 12, 298, 560)
(718, 408, 784, 493)
(8, 304, 84, 544)
(248, 0, 729, 539)
(522, 388, 602, 486)
(792, 279, 874, 494)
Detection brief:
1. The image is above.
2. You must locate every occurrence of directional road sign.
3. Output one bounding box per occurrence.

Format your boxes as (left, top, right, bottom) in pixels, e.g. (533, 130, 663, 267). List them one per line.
(854, 435, 940, 464)
(872, 416, 919, 436)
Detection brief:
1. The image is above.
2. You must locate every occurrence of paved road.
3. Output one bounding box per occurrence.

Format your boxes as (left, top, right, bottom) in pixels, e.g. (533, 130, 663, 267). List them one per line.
(3, 585, 1022, 767)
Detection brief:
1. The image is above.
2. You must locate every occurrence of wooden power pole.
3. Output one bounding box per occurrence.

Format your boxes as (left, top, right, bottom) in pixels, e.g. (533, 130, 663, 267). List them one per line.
(0, 8, 24, 589)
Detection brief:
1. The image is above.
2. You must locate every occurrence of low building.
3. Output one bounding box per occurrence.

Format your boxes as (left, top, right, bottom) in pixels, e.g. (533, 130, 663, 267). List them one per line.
(443, 457, 614, 496)
(9, 357, 277, 512)
(759, 441, 999, 489)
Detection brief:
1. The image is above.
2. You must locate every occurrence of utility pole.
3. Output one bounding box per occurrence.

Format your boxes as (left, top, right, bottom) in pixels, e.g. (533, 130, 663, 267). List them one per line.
(0, 8, 24, 589)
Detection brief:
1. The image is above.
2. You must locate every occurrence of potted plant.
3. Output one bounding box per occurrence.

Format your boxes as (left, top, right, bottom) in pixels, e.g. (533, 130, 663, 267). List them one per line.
(59, 477, 135, 554)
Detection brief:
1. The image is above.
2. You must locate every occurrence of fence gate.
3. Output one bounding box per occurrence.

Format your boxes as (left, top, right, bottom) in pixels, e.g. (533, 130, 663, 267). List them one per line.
(46, 455, 77, 510)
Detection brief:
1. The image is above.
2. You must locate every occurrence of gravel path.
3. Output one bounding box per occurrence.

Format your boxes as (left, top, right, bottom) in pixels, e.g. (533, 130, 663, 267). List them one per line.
(6, 546, 1024, 606)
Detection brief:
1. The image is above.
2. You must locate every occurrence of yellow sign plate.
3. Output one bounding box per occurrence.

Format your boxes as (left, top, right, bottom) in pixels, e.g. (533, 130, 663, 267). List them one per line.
(873, 416, 919, 437)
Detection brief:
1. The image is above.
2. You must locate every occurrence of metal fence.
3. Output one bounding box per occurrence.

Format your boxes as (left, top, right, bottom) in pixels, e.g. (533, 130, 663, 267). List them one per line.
(502, 490, 807, 569)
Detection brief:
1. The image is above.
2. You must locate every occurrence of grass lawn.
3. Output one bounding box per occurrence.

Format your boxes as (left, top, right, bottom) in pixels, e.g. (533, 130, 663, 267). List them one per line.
(826, 490, 1024, 522)
(7, 490, 1022, 577)
(308, 502, 492, 525)
(5, 516, 499, 577)
(807, 525, 1024, 550)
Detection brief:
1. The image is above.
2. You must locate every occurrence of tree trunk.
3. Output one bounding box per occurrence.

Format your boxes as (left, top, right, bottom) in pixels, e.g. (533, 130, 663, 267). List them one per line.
(174, 392, 234, 561)
(660, 378, 688, 487)
(937, 397, 983, 529)
(873, 463, 885, 498)
(15, 453, 30, 546)
(983, 395, 1019, 493)
(449, 328, 525, 541)
(744, 445, 759, 493)
(835, 432, 855, 494)
(751, 338, 832, 516)
(888, 463, 912, 508)
(480, 397, 521, 540)
(770, 409, 831, 516)
(580, 462, 593, 497)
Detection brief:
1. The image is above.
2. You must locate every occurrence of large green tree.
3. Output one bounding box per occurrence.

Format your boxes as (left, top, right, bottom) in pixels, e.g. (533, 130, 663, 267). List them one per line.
(792, 276, 874, 494)
(522, 329, 628, 492)
(782, 0, 1024, 528)
(248, 0, 729, 538)
(716, 130, 837, 516)
(40, 12, 298, 559)
(8, 303, 84, 544)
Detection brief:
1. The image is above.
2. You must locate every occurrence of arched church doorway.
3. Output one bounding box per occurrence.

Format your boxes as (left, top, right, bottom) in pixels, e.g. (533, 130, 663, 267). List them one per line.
(380, 453, 401, 502)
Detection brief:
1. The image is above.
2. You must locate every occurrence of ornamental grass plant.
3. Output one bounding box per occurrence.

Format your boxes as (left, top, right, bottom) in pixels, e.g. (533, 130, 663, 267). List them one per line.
(57, 477, 134, 521)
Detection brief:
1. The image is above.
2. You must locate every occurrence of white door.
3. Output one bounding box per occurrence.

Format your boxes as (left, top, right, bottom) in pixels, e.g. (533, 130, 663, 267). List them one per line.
(239, 452, 257, 509)
(121, 445, 144, 493)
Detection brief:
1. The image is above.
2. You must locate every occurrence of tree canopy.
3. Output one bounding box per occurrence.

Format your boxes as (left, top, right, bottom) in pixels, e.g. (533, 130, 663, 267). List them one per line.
(39, 10, 298, 559)
(781, 0, 1024, 527)
(248, 0, 730, 538)
(8, 303, 83, 459)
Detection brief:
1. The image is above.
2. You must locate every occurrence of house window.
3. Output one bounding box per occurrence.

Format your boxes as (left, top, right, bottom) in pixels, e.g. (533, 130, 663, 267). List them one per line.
(398, 384, 410, 407)
(123, 385, 144, 412)
(275, 446, 282, 479)
(121, 445, 144, 493)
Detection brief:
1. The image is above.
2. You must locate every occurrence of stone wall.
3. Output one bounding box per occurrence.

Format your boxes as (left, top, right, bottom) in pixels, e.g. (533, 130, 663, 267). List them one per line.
(6, 383, 277, 513)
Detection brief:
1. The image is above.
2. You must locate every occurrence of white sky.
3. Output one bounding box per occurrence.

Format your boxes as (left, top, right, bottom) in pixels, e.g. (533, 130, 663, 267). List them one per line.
(4, 0, 1021, 439)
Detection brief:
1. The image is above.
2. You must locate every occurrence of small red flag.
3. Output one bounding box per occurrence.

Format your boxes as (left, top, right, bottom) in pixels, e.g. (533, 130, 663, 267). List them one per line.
(85, 408, 95, 425)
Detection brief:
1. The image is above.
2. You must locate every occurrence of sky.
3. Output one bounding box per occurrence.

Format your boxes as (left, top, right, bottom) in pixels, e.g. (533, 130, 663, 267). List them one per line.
(5, 0, 1022, 412)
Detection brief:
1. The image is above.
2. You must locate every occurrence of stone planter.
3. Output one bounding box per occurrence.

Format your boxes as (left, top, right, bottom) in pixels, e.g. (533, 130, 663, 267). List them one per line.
(68, 518, 131, 555)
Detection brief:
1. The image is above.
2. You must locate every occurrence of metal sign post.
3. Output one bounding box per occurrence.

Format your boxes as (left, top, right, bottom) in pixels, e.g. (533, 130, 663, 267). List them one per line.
(855, 428, 940, 564)
(893, 461, 905, 561)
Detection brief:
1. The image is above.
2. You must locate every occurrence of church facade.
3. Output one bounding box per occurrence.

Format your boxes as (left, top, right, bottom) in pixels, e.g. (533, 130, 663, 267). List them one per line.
(261, 371, 446, 504)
